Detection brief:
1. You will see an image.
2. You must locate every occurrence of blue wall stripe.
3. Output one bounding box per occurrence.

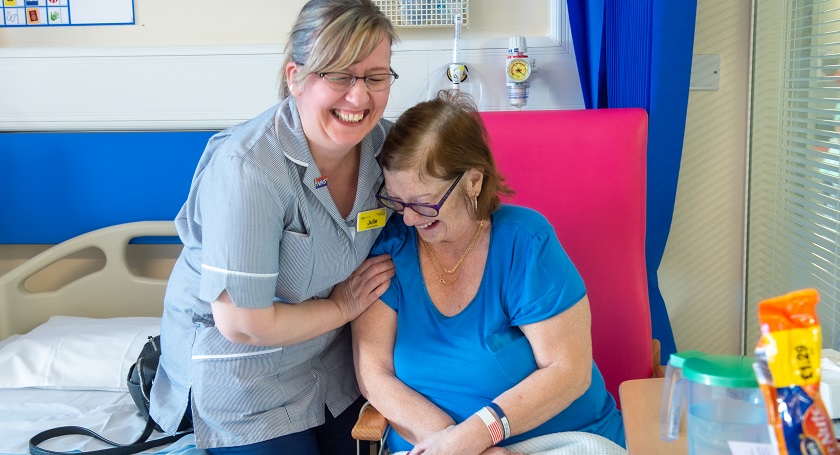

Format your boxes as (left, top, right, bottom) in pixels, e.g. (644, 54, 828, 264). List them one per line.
(1, 131, 215, 244)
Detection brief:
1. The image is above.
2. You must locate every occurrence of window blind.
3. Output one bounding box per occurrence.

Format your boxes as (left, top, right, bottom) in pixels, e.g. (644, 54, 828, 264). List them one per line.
(746, 0, 840, 351)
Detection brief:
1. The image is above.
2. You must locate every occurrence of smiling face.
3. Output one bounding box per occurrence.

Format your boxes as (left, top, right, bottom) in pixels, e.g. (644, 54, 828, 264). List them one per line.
(288, 35, 392, 160)
(383, 168, 483, 246)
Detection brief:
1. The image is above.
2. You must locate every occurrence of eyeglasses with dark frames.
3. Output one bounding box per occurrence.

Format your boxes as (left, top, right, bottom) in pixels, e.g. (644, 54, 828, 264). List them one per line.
(376, 172, 464, 217)
(317, 69, 399, 92)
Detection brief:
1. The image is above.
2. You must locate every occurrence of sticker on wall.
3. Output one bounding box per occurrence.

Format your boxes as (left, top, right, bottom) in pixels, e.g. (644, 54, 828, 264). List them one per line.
(1, 0, 134, 26)
(3, 6, 21, 24)
(46, 6, 67, 24)
(25, 7, 43, 24)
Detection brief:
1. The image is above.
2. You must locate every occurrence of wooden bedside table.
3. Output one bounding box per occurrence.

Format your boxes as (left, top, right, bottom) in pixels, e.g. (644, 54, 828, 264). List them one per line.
(619, 378, 688, 455)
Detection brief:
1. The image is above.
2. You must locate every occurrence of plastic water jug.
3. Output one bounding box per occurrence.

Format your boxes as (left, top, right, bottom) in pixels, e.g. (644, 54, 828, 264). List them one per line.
(661, 354, 772, 454)
(659, 350, 703, 441)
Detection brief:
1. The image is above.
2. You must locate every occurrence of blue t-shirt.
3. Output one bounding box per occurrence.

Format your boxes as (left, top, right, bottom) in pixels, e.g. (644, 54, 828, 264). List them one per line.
(370, 205, 625, 451)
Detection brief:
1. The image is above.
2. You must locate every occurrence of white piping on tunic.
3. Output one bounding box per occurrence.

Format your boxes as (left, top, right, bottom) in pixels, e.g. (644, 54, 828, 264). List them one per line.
(201, 263, 278, 278)
(283, 152, 308, 167)
(192, 346, 284, 360)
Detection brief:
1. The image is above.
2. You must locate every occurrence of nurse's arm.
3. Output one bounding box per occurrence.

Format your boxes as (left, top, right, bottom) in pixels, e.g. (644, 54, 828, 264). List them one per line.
(212, 255, 394, 346)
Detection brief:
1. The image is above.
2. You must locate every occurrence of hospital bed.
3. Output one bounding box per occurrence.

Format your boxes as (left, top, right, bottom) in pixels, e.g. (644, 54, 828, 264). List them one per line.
(0, 221, 204, 455)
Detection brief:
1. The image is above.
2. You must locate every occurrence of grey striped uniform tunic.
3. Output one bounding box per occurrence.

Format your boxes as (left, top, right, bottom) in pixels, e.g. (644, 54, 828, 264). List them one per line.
(149, 97, 391, 448)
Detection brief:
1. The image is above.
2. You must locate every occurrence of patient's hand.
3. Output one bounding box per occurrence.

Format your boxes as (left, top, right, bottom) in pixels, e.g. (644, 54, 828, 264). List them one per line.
(480, 449, 524, 455)
(408, 424, 524, 455)
(408, 425, 464, 455)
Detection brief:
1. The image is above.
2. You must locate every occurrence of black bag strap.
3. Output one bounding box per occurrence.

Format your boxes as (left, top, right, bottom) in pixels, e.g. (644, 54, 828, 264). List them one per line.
(29, 416, 191, 455)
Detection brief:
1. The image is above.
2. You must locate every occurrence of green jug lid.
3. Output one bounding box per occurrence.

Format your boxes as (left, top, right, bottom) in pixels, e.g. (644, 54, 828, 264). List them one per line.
(683, 355, 758, 388)
(668, 350, 705, 369)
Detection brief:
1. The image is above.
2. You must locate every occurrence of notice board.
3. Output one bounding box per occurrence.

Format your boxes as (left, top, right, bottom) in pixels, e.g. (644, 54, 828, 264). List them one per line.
(2, 0, 134, 26)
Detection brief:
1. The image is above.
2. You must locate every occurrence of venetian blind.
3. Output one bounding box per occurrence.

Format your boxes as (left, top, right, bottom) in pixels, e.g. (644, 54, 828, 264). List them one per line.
(746, 0, 840, 351)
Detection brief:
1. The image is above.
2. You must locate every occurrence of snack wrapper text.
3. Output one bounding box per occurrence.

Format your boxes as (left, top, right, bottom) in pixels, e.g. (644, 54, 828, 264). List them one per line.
(754, 289, 839, 455)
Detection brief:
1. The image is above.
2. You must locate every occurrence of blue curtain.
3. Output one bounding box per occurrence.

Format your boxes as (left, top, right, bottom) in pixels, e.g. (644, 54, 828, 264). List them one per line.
(567, 0, 698, 364)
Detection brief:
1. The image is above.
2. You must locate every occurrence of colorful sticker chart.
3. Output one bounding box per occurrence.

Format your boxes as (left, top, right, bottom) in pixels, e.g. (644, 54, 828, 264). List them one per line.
(1, 0, 134, 27)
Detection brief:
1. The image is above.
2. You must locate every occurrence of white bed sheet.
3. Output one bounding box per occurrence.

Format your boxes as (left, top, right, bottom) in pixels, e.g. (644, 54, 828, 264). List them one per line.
(0, 335, 19, 350)
(0, 387, 205, 455)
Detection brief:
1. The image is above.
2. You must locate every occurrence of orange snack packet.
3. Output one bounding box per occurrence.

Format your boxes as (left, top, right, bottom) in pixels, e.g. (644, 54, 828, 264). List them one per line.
(754, 289, 839, 455)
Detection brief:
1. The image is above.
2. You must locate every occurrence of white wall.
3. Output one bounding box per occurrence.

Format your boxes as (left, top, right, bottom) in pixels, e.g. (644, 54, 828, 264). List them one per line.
(659, 0, 752, 355)
(0, 0, 581, 131)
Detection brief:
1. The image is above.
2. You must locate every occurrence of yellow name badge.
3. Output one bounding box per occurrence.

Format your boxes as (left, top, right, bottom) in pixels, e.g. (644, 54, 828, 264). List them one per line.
(357, 208, 387, 232)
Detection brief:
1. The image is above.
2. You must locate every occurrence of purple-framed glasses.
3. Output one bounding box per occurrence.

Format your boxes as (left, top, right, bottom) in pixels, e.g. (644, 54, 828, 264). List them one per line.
(376, 172, 464, 217)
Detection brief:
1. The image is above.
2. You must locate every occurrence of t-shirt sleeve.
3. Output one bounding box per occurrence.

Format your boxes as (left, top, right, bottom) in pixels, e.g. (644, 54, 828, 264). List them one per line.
(506, 222, 586, 326)
(369, 214, 407, 313)
(196, 153, 285, 309)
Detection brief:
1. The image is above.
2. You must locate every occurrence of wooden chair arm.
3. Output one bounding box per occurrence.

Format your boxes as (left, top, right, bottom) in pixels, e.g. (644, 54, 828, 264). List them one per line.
(651, 338, 666, 378)
(352, 401, 387, 442)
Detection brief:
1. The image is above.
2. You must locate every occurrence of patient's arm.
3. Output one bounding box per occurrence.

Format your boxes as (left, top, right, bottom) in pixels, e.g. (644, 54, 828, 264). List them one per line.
(493, 296, 594, 436)
(352, 300, 456, 442)
(353, 297, 594, 455)
(353, 301, 523, 454)
(410, 298, 593, 455)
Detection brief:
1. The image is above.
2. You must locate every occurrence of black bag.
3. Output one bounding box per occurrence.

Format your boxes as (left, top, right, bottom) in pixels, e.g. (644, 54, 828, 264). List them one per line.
(126, 335, 165, 432)
(30, 336, 193, 455)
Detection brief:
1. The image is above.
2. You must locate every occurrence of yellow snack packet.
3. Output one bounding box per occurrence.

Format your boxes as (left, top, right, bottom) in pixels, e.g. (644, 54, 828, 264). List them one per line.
(754, 289, 839, 455)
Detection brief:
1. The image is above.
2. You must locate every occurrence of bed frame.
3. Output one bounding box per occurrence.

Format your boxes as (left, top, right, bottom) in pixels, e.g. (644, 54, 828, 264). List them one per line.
(0, 221, 177, 340)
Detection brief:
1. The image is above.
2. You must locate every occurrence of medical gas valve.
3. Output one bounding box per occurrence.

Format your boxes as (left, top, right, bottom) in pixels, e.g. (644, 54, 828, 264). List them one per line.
(506, 36, 532, 107)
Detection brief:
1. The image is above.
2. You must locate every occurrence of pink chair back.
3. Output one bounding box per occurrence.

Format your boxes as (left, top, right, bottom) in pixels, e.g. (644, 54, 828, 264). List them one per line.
(480, 108, 651, 402)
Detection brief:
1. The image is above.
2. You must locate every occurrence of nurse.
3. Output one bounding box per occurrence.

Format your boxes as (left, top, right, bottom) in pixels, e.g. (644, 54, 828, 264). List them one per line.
(149, 1, 397, 453)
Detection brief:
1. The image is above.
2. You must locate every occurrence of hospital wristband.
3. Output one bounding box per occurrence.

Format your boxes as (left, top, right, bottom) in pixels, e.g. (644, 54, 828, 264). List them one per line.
(475, 406, 504, 445)
(487, 402, 511, 440)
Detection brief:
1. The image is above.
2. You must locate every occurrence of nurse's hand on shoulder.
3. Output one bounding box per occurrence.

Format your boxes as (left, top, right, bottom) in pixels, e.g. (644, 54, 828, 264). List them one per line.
(330, 254, 394, 322)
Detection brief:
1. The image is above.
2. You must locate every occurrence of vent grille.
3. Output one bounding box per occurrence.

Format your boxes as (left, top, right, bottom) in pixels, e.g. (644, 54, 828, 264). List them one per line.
(372, 0, 469, 28)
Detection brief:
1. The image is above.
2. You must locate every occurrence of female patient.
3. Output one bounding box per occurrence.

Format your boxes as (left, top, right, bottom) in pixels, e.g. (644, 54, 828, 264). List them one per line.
(353, 90, 625, 454)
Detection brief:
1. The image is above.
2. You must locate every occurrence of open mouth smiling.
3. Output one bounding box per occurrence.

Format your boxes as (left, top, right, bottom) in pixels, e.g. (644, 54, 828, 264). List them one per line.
(333, 109, 366, 123)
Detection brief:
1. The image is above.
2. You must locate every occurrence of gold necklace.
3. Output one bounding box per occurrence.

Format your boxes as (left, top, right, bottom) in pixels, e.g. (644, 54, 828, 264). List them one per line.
(423, 250, 455, 285)
(420, 220, 484, 285)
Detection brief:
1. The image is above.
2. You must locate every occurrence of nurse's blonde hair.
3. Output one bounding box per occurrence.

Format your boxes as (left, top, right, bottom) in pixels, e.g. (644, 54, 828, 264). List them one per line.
(280, 0, 398, 98)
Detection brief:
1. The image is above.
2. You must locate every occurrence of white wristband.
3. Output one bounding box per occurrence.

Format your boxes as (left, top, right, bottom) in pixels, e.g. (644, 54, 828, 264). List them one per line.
(487, 402, 511, 440)
(475, 406, 504, 445)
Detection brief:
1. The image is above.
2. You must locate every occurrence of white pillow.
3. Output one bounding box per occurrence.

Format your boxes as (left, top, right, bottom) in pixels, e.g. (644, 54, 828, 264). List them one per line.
(0, 316, 161, 391)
